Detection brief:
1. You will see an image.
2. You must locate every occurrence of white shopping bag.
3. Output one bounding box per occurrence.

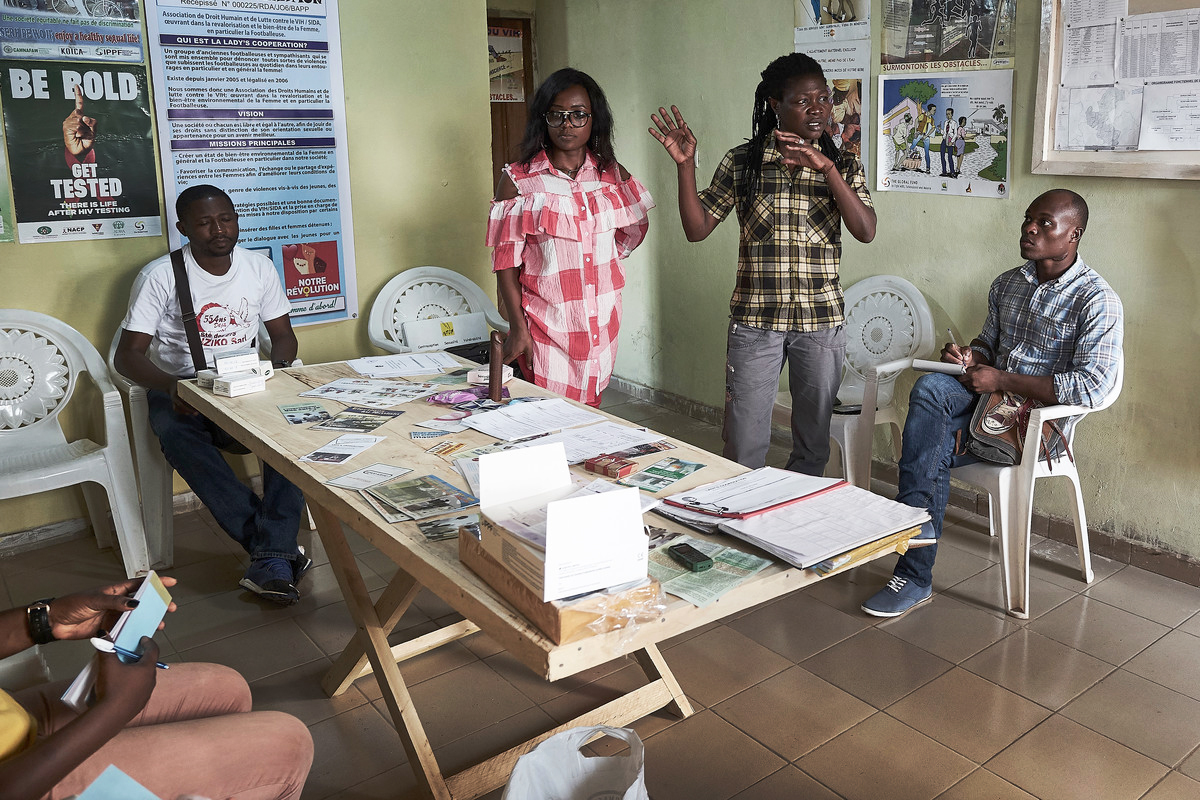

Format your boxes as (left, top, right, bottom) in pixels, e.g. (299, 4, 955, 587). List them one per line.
(502, 725, 649, 800)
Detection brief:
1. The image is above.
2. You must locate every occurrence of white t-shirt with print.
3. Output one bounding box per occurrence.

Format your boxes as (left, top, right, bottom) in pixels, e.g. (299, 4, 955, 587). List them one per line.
(122, 244, 291, 377)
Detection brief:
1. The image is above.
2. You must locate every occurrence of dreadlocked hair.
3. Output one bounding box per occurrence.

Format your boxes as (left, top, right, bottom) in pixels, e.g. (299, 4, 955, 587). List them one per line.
(741, 52, 841, 218)
(516, 68, 618, 175)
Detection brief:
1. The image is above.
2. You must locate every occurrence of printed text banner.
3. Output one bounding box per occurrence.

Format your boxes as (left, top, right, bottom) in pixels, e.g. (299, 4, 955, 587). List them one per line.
(147, 0, 357, 326)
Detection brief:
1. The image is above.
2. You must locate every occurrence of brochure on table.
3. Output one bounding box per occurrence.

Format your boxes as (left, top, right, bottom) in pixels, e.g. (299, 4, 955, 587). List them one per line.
(477, 443, 647, 601)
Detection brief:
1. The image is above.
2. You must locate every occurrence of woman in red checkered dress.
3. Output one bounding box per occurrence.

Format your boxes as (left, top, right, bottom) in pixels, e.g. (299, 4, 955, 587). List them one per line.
(487, 68, 654, 407)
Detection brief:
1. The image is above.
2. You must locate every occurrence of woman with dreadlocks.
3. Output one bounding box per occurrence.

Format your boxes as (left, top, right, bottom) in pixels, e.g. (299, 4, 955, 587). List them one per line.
(649, 52, 875, 474)
(488, 68, 654, 408)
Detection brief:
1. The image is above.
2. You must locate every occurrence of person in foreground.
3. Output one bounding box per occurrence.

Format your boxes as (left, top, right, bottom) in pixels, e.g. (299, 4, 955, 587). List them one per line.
(0, 578, 313, 799)
(650, 52, 876, 475)
(488, 68, 654, 408)
(862, 189, 1123, 617)
(115, 185, 311, 605)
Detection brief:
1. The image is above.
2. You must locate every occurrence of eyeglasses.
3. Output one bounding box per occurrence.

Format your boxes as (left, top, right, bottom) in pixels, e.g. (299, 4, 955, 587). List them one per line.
(544, 110, 591, 128)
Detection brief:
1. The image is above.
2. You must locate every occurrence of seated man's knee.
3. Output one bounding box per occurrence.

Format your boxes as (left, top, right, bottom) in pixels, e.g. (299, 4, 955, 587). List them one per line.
(909, 373, 964, 409)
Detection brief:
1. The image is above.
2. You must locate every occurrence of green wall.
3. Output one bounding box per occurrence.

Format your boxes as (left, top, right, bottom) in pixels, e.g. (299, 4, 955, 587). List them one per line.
(0, 0, 495, 535)
(5, 0, 1199, 566)
(534, 0, 1200, 559)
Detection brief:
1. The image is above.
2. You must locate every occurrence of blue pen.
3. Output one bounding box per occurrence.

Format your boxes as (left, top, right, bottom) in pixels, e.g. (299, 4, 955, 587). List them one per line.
(112, 645, 169, 670)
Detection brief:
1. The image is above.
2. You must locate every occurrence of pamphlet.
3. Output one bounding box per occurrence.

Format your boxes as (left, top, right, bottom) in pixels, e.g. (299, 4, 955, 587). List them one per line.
(277, 401, 331, 425)
(619, 457, 706, 493)
(299, 434, 385, 464)
(311, 406, 406, 433)
(298, 378, 440, 408)
(647, 536, 772, 607)
(326, 462, 413, 490)
(366, 474, 480, 520)
(417, 513, 479, 541)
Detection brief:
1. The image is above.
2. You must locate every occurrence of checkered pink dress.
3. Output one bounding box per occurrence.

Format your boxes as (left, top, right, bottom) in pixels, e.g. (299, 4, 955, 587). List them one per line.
(487, 150, 653, 404)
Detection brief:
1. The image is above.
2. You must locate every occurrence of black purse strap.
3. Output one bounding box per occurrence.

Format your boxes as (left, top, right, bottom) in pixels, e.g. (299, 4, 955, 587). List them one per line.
(170, 248, 208, 374)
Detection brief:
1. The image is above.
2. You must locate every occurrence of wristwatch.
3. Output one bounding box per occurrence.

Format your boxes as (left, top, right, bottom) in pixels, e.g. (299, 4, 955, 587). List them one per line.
(26, 598, 56, 645)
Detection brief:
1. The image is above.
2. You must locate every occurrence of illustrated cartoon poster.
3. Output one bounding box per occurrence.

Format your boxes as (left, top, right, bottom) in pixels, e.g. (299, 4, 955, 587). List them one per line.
(146, 0, 357, 326)
(800, 41, 872, 175)
(881, 0, 1016, 72)
(488, 25, 525, 103)
(0, 60, 162, 243)
(876, 69, 1012, 199)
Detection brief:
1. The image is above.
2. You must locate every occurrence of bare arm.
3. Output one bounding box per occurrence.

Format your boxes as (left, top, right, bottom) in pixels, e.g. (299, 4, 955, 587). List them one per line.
(263, 314, 298, 365)
(649, 106, 719, 242)
(495, 268, 533, 369)
(114, 329, 184, 399)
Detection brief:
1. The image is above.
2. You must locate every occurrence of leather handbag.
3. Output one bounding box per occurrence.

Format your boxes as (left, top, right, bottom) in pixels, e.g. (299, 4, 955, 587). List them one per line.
(966, 390, 1072, 469)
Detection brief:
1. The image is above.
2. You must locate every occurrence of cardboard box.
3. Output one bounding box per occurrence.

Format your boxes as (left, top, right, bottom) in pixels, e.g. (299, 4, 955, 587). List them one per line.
(459, 532, 664, 644)
(195, 368, 220, 389)
(214, 349, 259, 376)
(477, 443, 647, 602)
(212, 371, 266, 397)
(584, 454, 638, 479)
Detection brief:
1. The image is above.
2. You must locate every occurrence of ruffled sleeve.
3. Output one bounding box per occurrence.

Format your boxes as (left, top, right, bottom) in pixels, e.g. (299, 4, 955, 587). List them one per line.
(605, 176, 654, 258)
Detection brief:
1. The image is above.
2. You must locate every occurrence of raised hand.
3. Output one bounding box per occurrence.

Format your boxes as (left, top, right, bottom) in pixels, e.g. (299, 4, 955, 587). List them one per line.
(773, 130, 834, 173)
(649, 106, 697, 165)
(62, 85, 97, 158)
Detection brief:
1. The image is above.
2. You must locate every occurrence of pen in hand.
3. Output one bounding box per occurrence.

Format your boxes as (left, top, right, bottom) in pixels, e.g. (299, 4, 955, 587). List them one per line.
(947, 328, 968, 369)
(112, 645, 169, 669)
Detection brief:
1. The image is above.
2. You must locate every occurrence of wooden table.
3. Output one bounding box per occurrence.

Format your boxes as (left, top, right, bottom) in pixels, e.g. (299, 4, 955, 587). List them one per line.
(180, 363, 914, 800)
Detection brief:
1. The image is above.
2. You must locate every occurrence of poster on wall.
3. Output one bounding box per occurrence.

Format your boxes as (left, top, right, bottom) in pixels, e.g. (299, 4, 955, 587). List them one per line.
(794, 0, 870, 43)
(876, 69, 1012, 198)
(880, 0, 1016, 72)
(0, 60, 161, 243)
(146, 0, 357, 326)
(0, 145, 13, 242)
(0, 1, 143, 63)
(488, 24, 524, 102)
(798, 40, 872, 176)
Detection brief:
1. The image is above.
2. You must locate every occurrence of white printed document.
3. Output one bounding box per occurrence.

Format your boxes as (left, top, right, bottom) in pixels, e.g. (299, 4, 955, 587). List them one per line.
(462, 398, 603, 441)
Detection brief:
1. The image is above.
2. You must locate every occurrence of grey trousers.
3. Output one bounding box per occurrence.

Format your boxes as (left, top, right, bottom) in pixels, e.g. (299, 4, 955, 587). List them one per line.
(722, 321, 845, 475)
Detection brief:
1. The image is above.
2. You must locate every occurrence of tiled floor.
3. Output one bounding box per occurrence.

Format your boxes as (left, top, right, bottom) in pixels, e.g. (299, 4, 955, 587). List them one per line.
(6, 388, 1200, 799)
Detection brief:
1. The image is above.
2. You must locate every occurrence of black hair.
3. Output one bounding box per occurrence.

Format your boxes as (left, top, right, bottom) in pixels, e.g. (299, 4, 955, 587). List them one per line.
(743, 52, 840, 218)
(516, 68, 617, 172)
(176, 184, 232, 220)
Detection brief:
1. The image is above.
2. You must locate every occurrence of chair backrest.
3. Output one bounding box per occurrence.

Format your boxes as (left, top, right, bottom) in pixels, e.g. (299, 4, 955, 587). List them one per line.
(838, 275, 936, 408)
(1062, 355, 1124, 448)
(0, 309, 110, 447)
(367, 266, 508, 354)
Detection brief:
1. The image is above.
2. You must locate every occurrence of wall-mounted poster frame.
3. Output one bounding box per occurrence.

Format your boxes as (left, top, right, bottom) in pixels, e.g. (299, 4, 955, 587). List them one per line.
(1032, 0, 1200, 180)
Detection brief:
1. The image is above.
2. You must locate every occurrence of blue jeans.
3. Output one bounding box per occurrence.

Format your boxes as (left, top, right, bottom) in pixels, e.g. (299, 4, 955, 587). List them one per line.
(723, 322, 845, 475)
(892, 374, 981, 587)
(148, 389, 304, 563)
(941, 139, 955, 175)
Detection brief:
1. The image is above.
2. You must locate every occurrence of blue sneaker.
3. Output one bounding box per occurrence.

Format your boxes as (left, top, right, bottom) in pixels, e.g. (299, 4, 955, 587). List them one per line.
(292, 545, 313, 585)
(861, 575, 933, 617)
(240, 557, 299, 606)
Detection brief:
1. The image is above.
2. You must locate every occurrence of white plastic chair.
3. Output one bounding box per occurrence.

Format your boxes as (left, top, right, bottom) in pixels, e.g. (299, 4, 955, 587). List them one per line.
(107, 264, 311, 569)
(0, 310, 150, 578)
(772, 276, 935, 487)
(368, 266, 509, 353)
(861, 356, 1124, 619)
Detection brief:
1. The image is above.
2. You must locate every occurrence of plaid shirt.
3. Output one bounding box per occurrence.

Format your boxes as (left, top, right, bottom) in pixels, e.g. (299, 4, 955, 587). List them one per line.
(697, 138, 872, 331)
(487, 150, 654, 404)
(975, 255, 1123, 411)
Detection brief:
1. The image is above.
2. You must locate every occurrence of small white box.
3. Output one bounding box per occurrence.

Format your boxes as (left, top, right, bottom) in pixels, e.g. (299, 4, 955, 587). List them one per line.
(214, 349, 259, 376)
(467, 364, 513, 385)
(477, 443, 646, 601)
(212, 371, 266, 397)
(195, 368, 220, 389)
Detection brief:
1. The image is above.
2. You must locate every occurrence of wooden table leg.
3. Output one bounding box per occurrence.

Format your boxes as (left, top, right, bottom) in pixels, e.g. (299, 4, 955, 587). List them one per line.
(631, 644, 694, 718)
(310, 504, 451, 800)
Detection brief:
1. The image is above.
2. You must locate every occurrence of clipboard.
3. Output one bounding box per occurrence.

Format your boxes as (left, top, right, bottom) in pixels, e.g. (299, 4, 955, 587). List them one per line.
(662, 467, 847, 519)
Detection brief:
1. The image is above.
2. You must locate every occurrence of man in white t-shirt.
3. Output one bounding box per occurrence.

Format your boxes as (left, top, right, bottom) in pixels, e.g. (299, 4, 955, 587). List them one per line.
(115, 185, 310, 605)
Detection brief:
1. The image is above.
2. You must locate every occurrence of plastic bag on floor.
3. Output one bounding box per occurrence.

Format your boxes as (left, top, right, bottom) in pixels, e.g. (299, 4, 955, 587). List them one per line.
(502, 725, 649, 800)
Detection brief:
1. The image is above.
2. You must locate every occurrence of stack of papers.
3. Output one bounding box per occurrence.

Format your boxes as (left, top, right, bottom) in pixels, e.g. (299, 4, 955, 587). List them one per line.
(347, 352, 461, 377)
(655, 470, 930, 570)
(462, 398, 603, 441)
